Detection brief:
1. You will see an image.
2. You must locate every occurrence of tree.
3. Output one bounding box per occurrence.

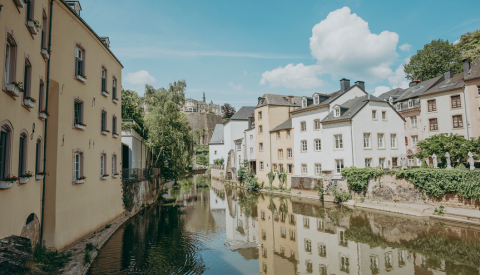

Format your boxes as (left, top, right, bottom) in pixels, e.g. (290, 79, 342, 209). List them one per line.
(267, 171, 276, 189)
(404, 39, 463, 81)
(143, 81, 194, 181)
(413, 134, 477, 164)
(121, 89, 145, 137)
(237, 160, 250, 185)
(221, 103, 236, 119)
(456, 30, 480, 62)
(277, 171, 287, 190)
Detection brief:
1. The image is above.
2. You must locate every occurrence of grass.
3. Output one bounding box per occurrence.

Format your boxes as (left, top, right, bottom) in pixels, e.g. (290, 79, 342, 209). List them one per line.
(25, 243, 72, 273)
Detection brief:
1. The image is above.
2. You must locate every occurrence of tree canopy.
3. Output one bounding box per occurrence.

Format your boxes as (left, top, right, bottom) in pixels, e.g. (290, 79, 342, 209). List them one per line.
(456, 30, 480, 62)
(143, 80, 194, 180)
(404, 39, 463, 81)
(121, 89, 145, 137)
(414, 133, 479, 164)
(221, 103, 236, 119)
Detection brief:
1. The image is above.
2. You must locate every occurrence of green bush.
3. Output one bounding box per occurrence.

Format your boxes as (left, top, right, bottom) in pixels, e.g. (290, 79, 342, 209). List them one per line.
(456, 163, 466, 169)
(317, 184, 324, 198)
(85, 242, 95, 251)
(341, 166, 389, 193)
(30, 243, 72, 273)
(421, 159, 429, 168)
(84, 250, 92, 264)
(331, 188, 352, 203)
(123, 192, 131, 208)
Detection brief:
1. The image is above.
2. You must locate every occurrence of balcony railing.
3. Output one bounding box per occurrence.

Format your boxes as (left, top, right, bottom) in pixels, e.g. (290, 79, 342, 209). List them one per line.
(122, 168, 161, 182)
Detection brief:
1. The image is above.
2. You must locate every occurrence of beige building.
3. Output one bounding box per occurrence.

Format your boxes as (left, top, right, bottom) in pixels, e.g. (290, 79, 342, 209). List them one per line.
(0, 0, 124, 250)
(269, 117, 295, 188)
(464, 59, 480, 139)
(255, 94, 301, 187)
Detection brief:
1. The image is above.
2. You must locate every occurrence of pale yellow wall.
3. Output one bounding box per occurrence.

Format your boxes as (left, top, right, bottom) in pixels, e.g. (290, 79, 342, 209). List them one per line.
(43, 1, 124, 250)
(465, 79, 480, 138)
(0, 0, 49, 241)
(256, 105, 296, 187)
(270, 129, 294, 188)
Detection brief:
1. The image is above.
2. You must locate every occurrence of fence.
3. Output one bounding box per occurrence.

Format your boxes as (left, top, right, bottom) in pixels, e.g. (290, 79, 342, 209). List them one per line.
(211, 164, 224, 170)
(122, 168, 161, 182)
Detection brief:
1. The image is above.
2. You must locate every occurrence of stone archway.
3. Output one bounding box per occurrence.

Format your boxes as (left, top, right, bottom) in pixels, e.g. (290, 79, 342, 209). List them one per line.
(20, 213, 40, 245)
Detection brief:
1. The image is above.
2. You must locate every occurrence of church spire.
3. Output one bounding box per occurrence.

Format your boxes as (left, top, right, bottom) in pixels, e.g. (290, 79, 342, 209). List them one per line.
(203, 92, 205, 102)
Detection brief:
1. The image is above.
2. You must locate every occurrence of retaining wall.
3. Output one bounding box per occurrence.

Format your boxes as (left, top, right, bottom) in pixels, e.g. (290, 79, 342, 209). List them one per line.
(122, 176, 163, 215)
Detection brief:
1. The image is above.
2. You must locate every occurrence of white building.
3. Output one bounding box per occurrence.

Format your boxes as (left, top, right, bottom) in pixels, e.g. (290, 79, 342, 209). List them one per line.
(121, 120, 148, 170)
(209, 124, 225, 165)
(243, 118, 256, 174)
(291, 79, 406, 179)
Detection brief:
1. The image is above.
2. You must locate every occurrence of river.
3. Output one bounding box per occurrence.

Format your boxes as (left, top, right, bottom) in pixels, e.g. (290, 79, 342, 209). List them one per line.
(88, 175, 480, 274)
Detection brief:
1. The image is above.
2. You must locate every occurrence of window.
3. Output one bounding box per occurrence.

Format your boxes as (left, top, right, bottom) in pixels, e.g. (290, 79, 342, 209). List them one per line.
(100, 153, 106, 175)
(315, 164, 321, 175)
(378, 134, 384, 148)
(279, 164, 284, 173)
(453, 115, 463, 128)
(314, 119, 321, 130)
(405, 136, 408, 146)
(314, 96, 319, 104)
(301, 122, 306, 132)
(259, 143, 263, 151)
(302, 164, 307, 174)
(334, 107, 340, 117)
(379, 158, 385, 169)
(410, 116, 417, 128)
(259, 125, 263, 134)
(428, 100, 436, 112)
(451, 95, 461, 108)
(339, 230, 348, 246)
(112, 116, 117, 134)
(101, 111, 107, 132)
(250, 135, 253, 139)
(101, 68, 106, 92)
(287, 130, 291, 138)
(260, 162, 264, 170)
(364, 133, 370, 148)
(315, 139, 321, 151)
(0, 127, 10, 179)
(38, 82, 45, 115)
(396, 103, 401, 111)
(261, 211, 265, 220)
(249, 148, 252, 153)
(288, 164, 293, 174)
(273, 164, 277, 173)
(301, 140, 307, 152)
(74, 152, 82, 180)
(278, 149, 283, 159)
(340, 256, 350, 273)
(429, 118, 438, 130)
(289, 214, 295, 224)
(302, 98, 307, 108)
(277, 132, 281, 139)
(287, 149, 292, 158)
(290, 229, 295, 240)
(23, 61, 31, 97)
(281, 227, 286, 238)
(74, 101, 83, 125)
(478, 86, 480, 96)
(319, 245, 326, 258)
(390, 134, 397, 148)
(335, 159, 344, 174)
(412, 135, 419, 146)
(317, 220, 324, 231)
(4, 39, 15, 87)
(236, 143, 241, 150)
(258, 111, 262, 119)
(75, 47, 84, 77)
(392, 157, 398, 166)
(112, 78, 117, 99)
(365, 158, 372, 167)
(214, 150, 217, 155)
(262, 231, 266, 241)
(41, 13, 47, 51)
(305, 239, 312, 252)
(382, 111, 386, 120)
(408, 100, 413, 108)
(35, 139, 41, 173)
(335, 134, 343, 149)
(18, 134, 27, 176)
(112, 154, 117, 175)
(372, 110, 377, 119)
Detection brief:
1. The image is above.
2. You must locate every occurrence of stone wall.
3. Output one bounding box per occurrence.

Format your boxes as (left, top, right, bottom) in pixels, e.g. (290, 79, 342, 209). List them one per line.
(185, 113, 223, 145)
(19, 214, 40, 246)
(0, 236, 33, 274)
(122, 176, 163, 215)
(211, 168, 224, 180)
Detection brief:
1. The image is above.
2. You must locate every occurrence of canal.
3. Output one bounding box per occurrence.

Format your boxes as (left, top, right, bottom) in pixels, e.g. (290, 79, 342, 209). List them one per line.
(88, 175, 480, 274)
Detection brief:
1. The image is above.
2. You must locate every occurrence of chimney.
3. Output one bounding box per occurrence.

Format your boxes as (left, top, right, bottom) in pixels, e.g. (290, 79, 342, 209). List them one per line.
(288, 95, 294, 103)
(248, 114, 255, 129)
(100, 37, 110, 47)
(409, 80, 420, 87)
(444, 70, 454, 80)
(65, 1, 82, 16)
(354, 81, 365, 91)
(463, 59, 471, 77)
(340, 78, 350, 92)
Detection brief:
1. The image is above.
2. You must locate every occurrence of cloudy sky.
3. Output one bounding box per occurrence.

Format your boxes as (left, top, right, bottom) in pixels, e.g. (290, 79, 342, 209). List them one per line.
(80, 0, 479, 109)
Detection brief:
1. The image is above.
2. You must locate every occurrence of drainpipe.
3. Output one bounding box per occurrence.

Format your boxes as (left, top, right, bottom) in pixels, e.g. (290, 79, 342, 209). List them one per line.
(462, 87, 470, 139)
(350, 120, 355, 167)
(40, 0, 54, 245)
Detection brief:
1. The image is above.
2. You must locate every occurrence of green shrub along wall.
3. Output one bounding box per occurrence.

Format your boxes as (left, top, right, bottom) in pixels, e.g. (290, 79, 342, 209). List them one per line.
(341, 167, 480, 201)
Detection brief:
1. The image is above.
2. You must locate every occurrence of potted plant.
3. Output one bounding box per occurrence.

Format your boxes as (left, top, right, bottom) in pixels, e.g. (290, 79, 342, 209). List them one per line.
(0, 175, 17, 189)
(101, 129, 110, 135)
(112, 98, 119, 104)
(74, 176, 86, 184)
(112, 132, 119, 138)
(39, 110, 49, 119)
(112, 172, 119, 178)
(75, 122, 87, 130)
(19, 171, 33, 184)
(23, 96, 36, 108)
(76, 74, 87, 83)
(36, 172, 46, 180)
(6, 81, 23, 97)
(101, 90, 109, 97)
(101, 174, 109, 180)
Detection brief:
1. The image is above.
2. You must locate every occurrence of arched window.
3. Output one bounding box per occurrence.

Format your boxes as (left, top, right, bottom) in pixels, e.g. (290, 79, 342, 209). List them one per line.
(0, 123, 13, 178)
(18, 132, 28, 176)
(4, 33, 18, 91)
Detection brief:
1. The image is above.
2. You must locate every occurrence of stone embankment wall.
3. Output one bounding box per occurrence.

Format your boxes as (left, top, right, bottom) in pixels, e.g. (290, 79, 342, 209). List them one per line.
(122, 176, 163, 215)
(211, 167, 224, 179)
(185, 113, 223, 145)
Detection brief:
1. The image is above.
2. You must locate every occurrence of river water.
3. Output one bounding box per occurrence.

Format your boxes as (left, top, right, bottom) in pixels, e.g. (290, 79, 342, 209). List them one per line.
(88, 175, 480, 274)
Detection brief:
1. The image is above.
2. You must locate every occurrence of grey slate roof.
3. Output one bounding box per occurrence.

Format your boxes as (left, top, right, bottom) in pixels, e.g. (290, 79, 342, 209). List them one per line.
(209, 124, 224, 145)
(422, 73, 464, 96)
(394, 76, 442, 102)
(230, 106, 256, 120)
(465, 59, 480, 81)
(378, 88, 406, 100)
(270, 117, 292, 132)
(256, 94, 303, 108)
(321, 94, 389, 123)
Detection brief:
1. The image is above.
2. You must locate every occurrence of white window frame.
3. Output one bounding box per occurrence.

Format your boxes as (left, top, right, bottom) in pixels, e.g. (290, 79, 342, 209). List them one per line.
(408, 100, 413, 108)
(314, 119, 321, 130)
(372, 110, 377, 120)
(301, 140, 307, 152)
(278, 149, 283, 159)
(378, 133, 384, 148)
(365, 158, 371, 167)
(277, 132, 281, 139)
(301, 122, 306, 132)
(315, 139, 321, 151)
(364, 133, 370, 148)
(382, 111, 387, 120)
(273, 164, 277, 173)
(412, 135, 419, 146)
(315, 164, 321, 175)
(334, 107, 340, 117)
(390, 134, 397, 148)
(335, 159, 344, 174)
(335, 134, 343, 149)
(302, 164, 307, 174)
(260, 162, 264, 170)
(379, 158, 385, 169)
(259, 143, 263, 151)
(287, 149, 292, 158)
(302, 99, 307, 108)
(410, 116, 417, 128)
(100, 154, 105, 175)
(396, 103, 401, 111)
(74, 153, 81, 180)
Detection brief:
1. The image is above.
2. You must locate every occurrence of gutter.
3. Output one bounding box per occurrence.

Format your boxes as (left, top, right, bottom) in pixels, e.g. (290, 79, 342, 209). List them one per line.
(350, 120, 355, 167)
(40, 0, 54, 245)
(462, 85, 471, 139)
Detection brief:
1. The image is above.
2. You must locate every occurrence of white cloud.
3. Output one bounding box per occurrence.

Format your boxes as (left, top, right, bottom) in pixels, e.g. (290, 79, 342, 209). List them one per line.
(399, 43, 411, 51)
(228, 82, 242, 90)
(260, 63, 324, 89)
(388, 64, 409, 89)
(243, 71, 248, 76)
(373, 86, 391, 97)
(116, 48, 308, 59)
(124, 70, 156, 86)
(453, 39, 460, 45)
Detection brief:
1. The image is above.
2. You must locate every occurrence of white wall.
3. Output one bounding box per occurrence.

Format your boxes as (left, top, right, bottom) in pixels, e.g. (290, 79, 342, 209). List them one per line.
(328, 86, 367, 112)
(209, 144, 224, 165)
(223, 120, 249, 168)
(121, 129, 147, 169)
(244, 128, 256, 162)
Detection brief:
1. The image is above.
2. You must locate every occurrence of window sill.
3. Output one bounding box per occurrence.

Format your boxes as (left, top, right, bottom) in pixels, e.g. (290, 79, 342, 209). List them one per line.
(112, 133, 119, 138)
(334, 148, 344, 151)
(452, 127, 465, 130)
(14, 0, 25, 8)
(427, 111, 438, 114)
(6, 84, 21, 97)
(38, 113, 48, 120)
(23, 99, 35, 108)
(41, 49, 50, 60)
(26, 20, 39, 35)
(0, 181, 15, 190)
(74, 124, 86, 130)
(101, 131, 110, 135)
(112, 174, 119, 178)
(363, 147, 372, 150)
(75, 75, 87, 84)
(101, 91, 109, 97)
(74, 179, 85, 184)
(19, 177, 30, 184)
(378, 148, 386, 150)
(112, 98, 119, 104)
(35, 175, 44, 180)
(101, 176, 108, 180)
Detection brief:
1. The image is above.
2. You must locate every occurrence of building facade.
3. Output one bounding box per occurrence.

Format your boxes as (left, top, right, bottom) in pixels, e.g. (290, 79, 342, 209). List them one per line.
(269, 118, 295, 188)
(464, 59, 480, 139)
(209, 124, 224, 165)
(181, 92, 222, 116)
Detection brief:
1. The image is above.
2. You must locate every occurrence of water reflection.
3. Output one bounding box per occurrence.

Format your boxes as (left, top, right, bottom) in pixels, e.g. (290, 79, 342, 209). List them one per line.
(89, 176, 480, 274)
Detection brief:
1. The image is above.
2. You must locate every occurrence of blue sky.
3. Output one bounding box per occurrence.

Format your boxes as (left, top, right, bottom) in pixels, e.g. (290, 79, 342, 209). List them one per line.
(80, 0, 480, 109)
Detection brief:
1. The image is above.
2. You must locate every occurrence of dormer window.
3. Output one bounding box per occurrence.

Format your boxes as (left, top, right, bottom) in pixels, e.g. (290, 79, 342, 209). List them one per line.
(302, 98, 307, 108)
(396, 103, 401, 111)
(314, 95, 319, 105)
(389, 97, 393, 104)
(334, 107, 340, 117)
(408, 100, 413, 108)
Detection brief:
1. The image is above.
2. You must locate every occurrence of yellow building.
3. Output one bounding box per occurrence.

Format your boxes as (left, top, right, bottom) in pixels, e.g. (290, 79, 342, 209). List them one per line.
(255, 94, 302, 187)
(0, 0, 124, 250)
(464, 59, 480, 139)
(269, 117, 295, 188)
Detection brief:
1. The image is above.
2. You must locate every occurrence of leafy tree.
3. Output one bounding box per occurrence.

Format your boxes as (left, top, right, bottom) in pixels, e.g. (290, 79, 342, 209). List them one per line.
(456, 30, 480, 62)
(414, 134, 477, 164)
(196, 153, 208, 166)
(237, 160, 250, 184)
(214, 158, 224, 165)
(267, 171, 276, 189)
(121, 89, 145, 137)
(144, 81, 194, 181)
(221, 103, 236, 119)
(404, 39, 463, 81)
(277, 171, 287, 190)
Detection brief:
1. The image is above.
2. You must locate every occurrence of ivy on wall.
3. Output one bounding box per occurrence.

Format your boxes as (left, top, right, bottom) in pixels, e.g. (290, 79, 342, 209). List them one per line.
(341, 167, 393, 193)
